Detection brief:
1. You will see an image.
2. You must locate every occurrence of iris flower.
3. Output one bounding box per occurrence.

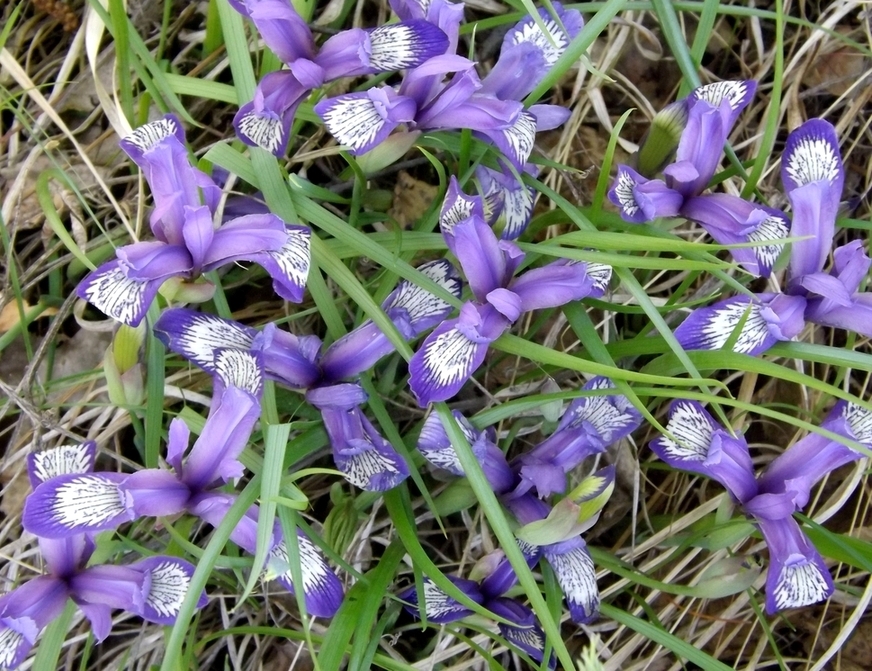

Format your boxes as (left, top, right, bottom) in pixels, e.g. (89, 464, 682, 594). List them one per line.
(77, 115, 311, 326)
(650, 399, 871, 612)
(672, 119, 872, 355)
(315, 3, 580, 169)
(21, 352, 343, 617)
(0, 442, 206, 668)
(229, 0, 451, 155)
(409, 181, 611, 405)
(153, 259, 462, 490)
(415, 378, 642, 624)
(608, 80, 791, 278)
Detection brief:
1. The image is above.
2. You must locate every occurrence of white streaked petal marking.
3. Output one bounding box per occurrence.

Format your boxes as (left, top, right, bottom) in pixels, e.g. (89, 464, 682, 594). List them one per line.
(81, 267, 151, 325)
(267, 227, 311, 293)
(843, 402, 872, 445)
(693, 301, 771, 354)
(691, 81, 748, 110)
(748, 214, 789, 270)
(124, 117, 180, 152)
(51, 476, 127, 528)
(320, 97, 387, 153)
(176, 313, 255, 370)
(613, 168, 640, 218)
(145, 560, 191, 618)
(386, 260, 461, 326)
(420, 327, 477, 390)
(785, 132, 841, 187)
(368, 25, 430, 71)
(31, 444, 94, 484)
(774, 561, 830, 610)
(238, 111, 284, 155)
(270, 536, 336, 597)
(501, 112, 537, 166)
(215, 349, 262, 395)
(339, 447, 402, 490)
(510, 17, 570, 66)
(659, 402, 714, 461)
(545, 545, 598, 617)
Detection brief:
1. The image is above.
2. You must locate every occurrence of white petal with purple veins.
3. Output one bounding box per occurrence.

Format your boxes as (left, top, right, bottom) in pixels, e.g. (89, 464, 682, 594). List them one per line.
(237, 111, 285, 155)
(501, 112, 536, 167)
(691, 80, 750, 110)
(320, 97, 389, 153)
(773, 561, 831, 610)
(215, 349, 262, 396)
(30, 443, 95, 485)
(368, 23, 444, 71)
(386, 260, 461, 327)
(843, 402, 872, 444)
(784, 133, 841, 188)
(79, 266, 153, 326)
(266, 227, 311, 290)
(659, 401, 714, 461)
(123, 116, 182, 153)
(172, 313, 255, 371)
(544, 544, 599, 622)
(144, 560, 191, 619)
(340, 447, 403, 491)
(680, 300, 772, 354)
(508, 17, 571, 66)
(420, 328, 477, 391)
(747, 214, 790, 272)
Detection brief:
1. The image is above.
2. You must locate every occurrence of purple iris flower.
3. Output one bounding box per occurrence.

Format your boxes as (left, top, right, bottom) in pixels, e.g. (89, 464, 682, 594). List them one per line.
(20, 353, 343, 618)
(409, 184, 611, 405)
(315, 3, 580, 169)
(672, 119, 872, 355)
(608, 81, 791, 278)
(153, 259, 462, 490)
(398, 570, 555, 668)
(650, 399, 871, 613)
(229, 0, 450, 155)
(77, 115, 311, 326)
(414, 378, 642, 624)
(0, 442, 206, 668)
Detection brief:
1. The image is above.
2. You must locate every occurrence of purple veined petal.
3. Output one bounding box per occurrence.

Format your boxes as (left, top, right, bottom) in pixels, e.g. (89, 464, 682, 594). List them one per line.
(154, 308, 257, 373)
(452, 216, 514, 301)
(782, 119, 844, 279)
(133, 556, 207, 624)
(269, 531, 344, 617)
(483, 166, 537, 240)
(244, 0, 315, 64)
(408, 303, 509, 406)
(383, 258, 463, 336)
(252, 225, 311, 303)
(364, 20, 449, 72)
(323, 407, 410, 491)
(166, 417, 189, 475)
(234, 71, 309, 155)
(77, 260, 164, 327)
(509, 259, 596, 313)
(122, 468, 190, 517)
(556, 377, 642, 448)
(0, 577, 69, 669)
(213, 348, 264, 399)
(399, 576, 483, 624)
(256, 324, 322, 388)
(529, 103, 571, 131)
(68, 564, 146, 615)
(688, 80, 757, 131)
(681, 194, 790, 278)
(23, 472, 133, 538)
(608, 165, 683, 223)
(315, 90, 415, 155)
(501, 2, 584, 69)
(673, 293, 807, 356)
(756, 401, 868, 509)
(440, 176, 484, 242)
(480, 41, 548, 101)
(756, 516, 833, 614)
(183, 386, 260, 491)
(181, 205, 215, 274)
(542, 536, 599, 624)
(116, 241, 192, 281)
(478, 110, 538, 169)
(487, 597, 555, 669)
(188, 492, 263, 554)
(28, 441, 97, 488)
(667, 97, 731, 196)
(202, 213, 287, 266)
(479, 539, 541, 599)
(649, 399, 758, 503)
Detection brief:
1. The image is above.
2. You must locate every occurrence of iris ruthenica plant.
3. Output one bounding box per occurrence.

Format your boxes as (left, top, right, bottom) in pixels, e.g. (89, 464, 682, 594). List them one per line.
(409, 180, 611, 405)
(153, 259, 462, 490)
(651, 399, 871, 612)
(0, 443, 206, 667)
(672, 119, 872, 354)
(77, 116, 311, 326)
